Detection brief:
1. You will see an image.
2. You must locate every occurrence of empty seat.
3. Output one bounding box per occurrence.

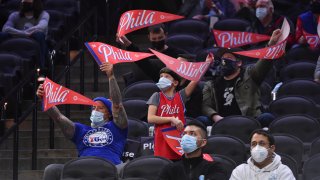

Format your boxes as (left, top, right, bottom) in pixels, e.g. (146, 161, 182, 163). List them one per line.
(166, 34, 205, 54)
(279, 62, 316, 81)
(310, 136, 320, 157)
(273, 133, 304, 171)
(269, 96, 319, 118)
(210, 154, 237, 179)
(120, 155, 172, 180)
(214, 18, 252, 31)
(277, 79, 320, 105)
(139, 136, 154, 157)
(285, 46, 320, 63)
(168, 19, 210, 41)
(123, 81, 159, 100)
(303, 154, 320, 180)
(61, 156, 118, 180)
(203, 135, 247, 165)
(122, 138, 141, 162)
(211, 115, 261, 144)
(269, 115, 320, 143)
(127, 118, 148, 140)
(123, 99, 148, 122)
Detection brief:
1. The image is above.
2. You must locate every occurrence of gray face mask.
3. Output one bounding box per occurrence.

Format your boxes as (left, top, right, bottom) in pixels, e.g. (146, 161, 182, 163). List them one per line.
(90, 110, 105, 128)
(256, 7, 268, 20)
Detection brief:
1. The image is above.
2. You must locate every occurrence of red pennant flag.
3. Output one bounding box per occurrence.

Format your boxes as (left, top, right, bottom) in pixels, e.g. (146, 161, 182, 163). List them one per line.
(85, 42, 153, 65)
(42, 77, 97, 111)
(233, 18, 290, 59)
(117, 10, 184, 37)
(162, 127, 213, 161)
(213, 30, 270, 48)
(150, 49, 211, 81)
(303, 30, 320, 48)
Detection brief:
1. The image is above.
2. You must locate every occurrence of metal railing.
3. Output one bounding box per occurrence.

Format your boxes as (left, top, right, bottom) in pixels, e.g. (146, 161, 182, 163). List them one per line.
(0, 6, 98, 179)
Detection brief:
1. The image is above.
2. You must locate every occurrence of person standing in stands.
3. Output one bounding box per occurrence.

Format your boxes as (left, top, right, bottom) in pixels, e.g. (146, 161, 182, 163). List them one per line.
(295, 0, 320, 48)
(158, 120, 227, 180)
(38, 62, 128, 180)
(202, 29, 281, 127)
(230, 129, 295, 180)
(147, 54, 213, 161)
(1, 0, 49, 68)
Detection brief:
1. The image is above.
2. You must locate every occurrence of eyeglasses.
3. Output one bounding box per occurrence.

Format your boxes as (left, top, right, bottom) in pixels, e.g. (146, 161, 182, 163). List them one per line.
(251, 141, 269, 147)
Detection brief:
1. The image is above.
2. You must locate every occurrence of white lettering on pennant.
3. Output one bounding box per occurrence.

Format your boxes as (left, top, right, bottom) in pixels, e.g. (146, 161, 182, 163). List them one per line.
(176, 62, 209, 79)
(264, 42, 286, 59)
(218, 32, 252, 47)
(44, 82, 69, 103)
(119, 10, 155, 32)
(160, 104, 179, 116)
(98, 44, 132, 62)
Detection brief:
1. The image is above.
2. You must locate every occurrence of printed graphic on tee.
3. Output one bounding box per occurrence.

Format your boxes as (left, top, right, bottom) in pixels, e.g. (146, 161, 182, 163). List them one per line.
(224, 87, 234, 106)
(83, 127, 113, 147)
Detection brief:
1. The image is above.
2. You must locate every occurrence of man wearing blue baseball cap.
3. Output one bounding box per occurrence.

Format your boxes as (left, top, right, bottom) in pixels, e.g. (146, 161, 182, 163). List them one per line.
(37, 62, 128, 180)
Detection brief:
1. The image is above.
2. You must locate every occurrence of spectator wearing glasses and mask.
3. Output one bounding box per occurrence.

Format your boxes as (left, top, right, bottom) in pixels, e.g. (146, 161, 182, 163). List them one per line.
(230, 129, 295, 180)
(201, 29, 282, 127)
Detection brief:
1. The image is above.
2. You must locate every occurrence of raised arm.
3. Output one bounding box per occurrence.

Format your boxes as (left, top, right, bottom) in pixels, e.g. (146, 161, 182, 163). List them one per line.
(100, 62, 128, 129)
(36, 84, 75, 139)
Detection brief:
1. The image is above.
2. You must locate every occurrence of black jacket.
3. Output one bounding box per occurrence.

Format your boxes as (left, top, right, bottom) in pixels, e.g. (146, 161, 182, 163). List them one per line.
(158, 155, 227, 180)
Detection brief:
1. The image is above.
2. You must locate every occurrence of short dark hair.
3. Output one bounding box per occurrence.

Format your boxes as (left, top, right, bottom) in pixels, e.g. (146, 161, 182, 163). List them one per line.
(186, 120, 207, 139)
(249, 129, 275, 146)
(216, 47, 243, 61)
(159, 67, 181, 84)
(148, 24, 167, 34)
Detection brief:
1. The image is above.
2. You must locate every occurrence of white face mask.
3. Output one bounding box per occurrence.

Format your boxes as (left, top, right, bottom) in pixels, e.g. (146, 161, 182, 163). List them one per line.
(251, 145, 269, 163)
(256, 7, 268, 20)
(156, 77, 172, 91)
(90, 110, 105, 128)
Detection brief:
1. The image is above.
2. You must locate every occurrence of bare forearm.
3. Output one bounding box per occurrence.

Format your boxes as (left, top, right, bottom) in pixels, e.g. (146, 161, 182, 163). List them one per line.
(148, 115, 172, 124)
(46, 106, 75, 139)
(109, 75, 127, 128)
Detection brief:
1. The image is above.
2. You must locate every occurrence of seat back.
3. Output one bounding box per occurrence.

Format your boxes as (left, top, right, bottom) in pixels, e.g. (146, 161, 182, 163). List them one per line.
(277, 153, 299, 179)
(139, 136, 154, 157)
(269, 115, 320, 143)
(285, 46, 320, 62)
(210, 154, 237, 179)
(168, 19, 210, 41)
(273, 133, 304, 170)
(127, 118, 148, 140)
(303, 154, 320, 180)
(269, 96, 319, 118)
(165, 34, 205, 54)
(277, 79, 320, 105)
(310, 136, 320, 157)
(120, 155, 172, 180)
(61, 156, 118, 180)
(211, 115, 261, 144)
(280, 62, 316, 82)
(203, 135, 247, 165)
(123, 81, 159, 100)
(122, 138, 141, 162)
(214, 18, 252, 31)
(123, 99, 148, 122)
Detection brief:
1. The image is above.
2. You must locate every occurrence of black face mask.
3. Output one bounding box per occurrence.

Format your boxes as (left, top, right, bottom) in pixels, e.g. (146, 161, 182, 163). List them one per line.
(151, 39, 165, 50)
(21, 2, 33, 13)
(220, 58, 239, 77)
(311, 2, 320, 14)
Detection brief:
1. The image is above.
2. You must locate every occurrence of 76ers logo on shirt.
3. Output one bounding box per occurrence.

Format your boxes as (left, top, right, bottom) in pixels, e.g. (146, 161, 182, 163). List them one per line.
(83, 127, 113, 147)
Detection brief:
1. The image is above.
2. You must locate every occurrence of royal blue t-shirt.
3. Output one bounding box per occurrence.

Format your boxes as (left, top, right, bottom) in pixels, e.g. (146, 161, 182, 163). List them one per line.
(71, 121, 128, 165)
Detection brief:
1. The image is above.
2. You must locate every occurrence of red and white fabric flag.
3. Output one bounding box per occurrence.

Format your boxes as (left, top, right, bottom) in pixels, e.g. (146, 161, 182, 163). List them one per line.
(42, 77, 97, 111)
(117, 10, 184, 37)
(150, 49, 211, 81)
(233, 18, 290, 59)
(162, 127, 213, 161)
(213, 30, 270, 48)
(85, 42, 153, 65)
(303, 30, 320, 48)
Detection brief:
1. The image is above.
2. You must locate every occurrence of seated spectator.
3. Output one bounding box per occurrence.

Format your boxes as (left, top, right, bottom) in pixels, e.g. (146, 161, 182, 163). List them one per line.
(202, 29, 281, 127)
(37, 62, 128, 180)
(295, 0, 320, 48)
(315, 55, 320, 83)
(230, 129, 296, 180)
(158, 120, 227, 180)
(0, 0, 49, 68)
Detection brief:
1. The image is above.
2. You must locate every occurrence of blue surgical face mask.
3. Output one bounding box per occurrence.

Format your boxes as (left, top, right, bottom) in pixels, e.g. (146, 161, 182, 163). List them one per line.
(256, 7, 268, 20)
(180, 134, 198, 154)
(90, 110, 105, 128)
(156, 77, 172, 91)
